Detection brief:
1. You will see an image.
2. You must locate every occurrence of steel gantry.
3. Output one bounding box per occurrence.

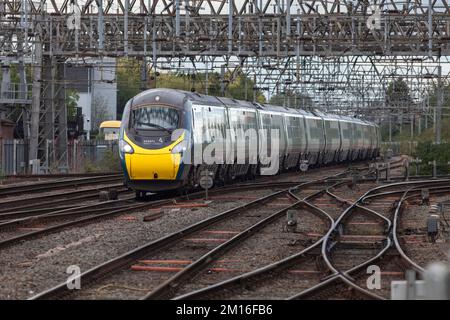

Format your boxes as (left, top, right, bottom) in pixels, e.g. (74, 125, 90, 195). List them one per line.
(1, 0, 450, 171)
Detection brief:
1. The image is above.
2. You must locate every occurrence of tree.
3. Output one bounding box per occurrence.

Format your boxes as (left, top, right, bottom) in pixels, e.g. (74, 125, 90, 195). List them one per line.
(386, 77, 414, 114)
(117, 58, 141, 118)
(269, 90, 314, 109)
(91, 94, 109, 132)
(66, 89, 79, 121)
(116, 59, 267, 114)
(226, 72, 266, 103)
(427, 82, 450, 122)
(154, 72, 221, 94)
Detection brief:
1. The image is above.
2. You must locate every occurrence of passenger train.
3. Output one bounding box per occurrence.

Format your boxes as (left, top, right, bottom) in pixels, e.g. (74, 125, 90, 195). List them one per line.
(119, 88, 380, 198)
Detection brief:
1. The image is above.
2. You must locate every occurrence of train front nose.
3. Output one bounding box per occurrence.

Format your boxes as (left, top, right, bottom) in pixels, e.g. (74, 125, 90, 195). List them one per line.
(129, 152, 181, 180)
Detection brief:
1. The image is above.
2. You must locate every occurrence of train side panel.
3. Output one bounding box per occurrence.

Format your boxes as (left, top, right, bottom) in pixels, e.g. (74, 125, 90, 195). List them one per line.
(338, 120, 352, 162)
(304, 116, 325, 165)
(284, 114, 307, 169)
(323, 119, 341, 164)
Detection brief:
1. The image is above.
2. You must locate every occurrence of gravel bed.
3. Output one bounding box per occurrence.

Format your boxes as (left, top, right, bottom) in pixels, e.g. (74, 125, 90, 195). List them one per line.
(0, 181, 124, 205)
(0, 165, 364, 300)
(353, 252, 406, 299)
(0, 188, 273, 299)
(399, 194, 450, 268)
(0, 198, 136, 241)
(223, 256, 323, 300)
(66, 190, 294, 299)
(175, 206, 329, 298)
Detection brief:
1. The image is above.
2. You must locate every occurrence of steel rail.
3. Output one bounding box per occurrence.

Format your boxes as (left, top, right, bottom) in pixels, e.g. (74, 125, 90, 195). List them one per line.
(173, 180, 349, 300)
(143, 178, 343, 300)
(0, 184, 128, 215)
(29, 168, 352, 300)
(1, 180, 306, 252)
(0, 196, 137, 231)
(176, 179, 450, 300)
(290, 180, 450, 299)
(320, 179, 450, 283)
(170, 168, 372, 300)
(0, 175, 123, 196)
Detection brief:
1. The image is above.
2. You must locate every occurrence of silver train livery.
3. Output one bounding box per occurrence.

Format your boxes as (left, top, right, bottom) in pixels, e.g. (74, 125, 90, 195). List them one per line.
(119, 88, 380, 196)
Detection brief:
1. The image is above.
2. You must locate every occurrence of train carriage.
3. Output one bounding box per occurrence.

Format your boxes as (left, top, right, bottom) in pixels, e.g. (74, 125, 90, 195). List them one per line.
(303, 114, 326, 165)
(336, 118, 351, 162)
(319, 113, 342, 164)
(258, 105, 288, 172)
(283, 111, 307, 170)
(119, 88, 380, 197)
(223, 99, 259, 180)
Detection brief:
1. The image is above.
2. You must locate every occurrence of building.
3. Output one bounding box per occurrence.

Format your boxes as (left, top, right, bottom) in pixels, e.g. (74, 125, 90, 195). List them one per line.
(66, 57, 117, 139)
(0, 118, 15, 140)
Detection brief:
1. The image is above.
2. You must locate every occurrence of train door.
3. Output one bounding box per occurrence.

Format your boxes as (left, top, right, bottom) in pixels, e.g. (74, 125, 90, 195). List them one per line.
(339, 121, 352, 162)
(324, 119, 341, 163)
(284, 115, 305, 169)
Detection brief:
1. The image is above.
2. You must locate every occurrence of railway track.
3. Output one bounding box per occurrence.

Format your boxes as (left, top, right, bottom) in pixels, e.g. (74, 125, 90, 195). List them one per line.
(0, 179, 310, 251)
(0, 174, 123, 197)
(0, 158, 413, 300)
(0, 162, 368, 251)
(3, 173, 122, 179)
(289, 179, 450, 300)
(168, 179, 450, 300)
(0, 184, 129, 217)
(28, 165, 359, 300)
(170, 179, 372, 299)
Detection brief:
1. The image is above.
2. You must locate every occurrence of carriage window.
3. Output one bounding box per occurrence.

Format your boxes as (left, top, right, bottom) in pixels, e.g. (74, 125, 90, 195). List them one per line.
(131, 105, 180, 131)
(325, 121, 339, 138)
(310, 120, 324, 139)
(286, 117, 303, 140)
(342, 128, 350, 139)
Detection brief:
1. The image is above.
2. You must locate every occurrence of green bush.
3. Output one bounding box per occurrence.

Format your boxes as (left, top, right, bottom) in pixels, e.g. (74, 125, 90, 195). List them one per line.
(413, 141, 450, 175)
(98, 149, 122, 172)
(0, 165, 4, 183)
(82, 159, 100, 173)
(82, 149, 121, 173)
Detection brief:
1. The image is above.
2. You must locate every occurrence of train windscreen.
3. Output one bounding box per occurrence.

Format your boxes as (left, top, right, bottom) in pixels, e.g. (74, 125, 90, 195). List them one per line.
(131, 106, 180, 132)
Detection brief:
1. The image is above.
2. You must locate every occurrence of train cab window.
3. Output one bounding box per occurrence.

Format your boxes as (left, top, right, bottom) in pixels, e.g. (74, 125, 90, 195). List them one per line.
(131, 105, 180, 132)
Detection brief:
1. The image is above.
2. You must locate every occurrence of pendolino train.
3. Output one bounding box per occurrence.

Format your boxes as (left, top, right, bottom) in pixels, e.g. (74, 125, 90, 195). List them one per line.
(119, 88, 380, 198)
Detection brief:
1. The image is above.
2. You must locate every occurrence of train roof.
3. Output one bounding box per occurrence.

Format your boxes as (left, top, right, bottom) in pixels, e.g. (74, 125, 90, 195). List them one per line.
(133, 88, 376, 126)
(131, 88, 189, 109)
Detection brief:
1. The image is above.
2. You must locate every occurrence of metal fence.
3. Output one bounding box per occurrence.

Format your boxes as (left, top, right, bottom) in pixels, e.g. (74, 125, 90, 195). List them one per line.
(381, 141, 418, 156)
(0, 139, 119, 175)
(0, 139, 29, 175)
(67, 140, 119, 173)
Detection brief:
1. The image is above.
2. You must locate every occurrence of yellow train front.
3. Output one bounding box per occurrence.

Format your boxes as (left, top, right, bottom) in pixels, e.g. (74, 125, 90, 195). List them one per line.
(119, 89, 192, 198)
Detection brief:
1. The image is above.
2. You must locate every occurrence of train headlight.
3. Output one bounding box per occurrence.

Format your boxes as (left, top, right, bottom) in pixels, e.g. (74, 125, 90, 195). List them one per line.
(171, 140, 188, 154)
(119, 140, 134, 154)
